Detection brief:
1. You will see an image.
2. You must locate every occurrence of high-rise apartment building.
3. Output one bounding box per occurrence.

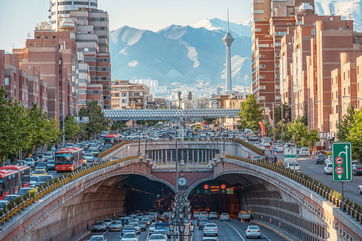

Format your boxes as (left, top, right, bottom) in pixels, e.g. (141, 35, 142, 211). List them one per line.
(13, 30, 76, 119)
(49, 0, 111, 110)
(50, 0, 98, 31)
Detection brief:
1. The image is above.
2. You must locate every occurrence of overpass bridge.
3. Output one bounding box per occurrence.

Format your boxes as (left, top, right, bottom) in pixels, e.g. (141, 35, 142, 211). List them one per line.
(0, 140, 361, 241)
(103, 109, 240, 120)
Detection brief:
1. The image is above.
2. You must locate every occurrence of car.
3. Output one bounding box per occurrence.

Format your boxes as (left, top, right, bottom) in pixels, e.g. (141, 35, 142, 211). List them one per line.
(32, 169, 48, 176)
(208, 211, 217, 219)
(149, 223, 156, 233)
(16, 160, 27, 166)
(122, 225, 137, 235)
(139, 221, 147, 231)
(43, 151, 54, 159)
(65, 143, 74, 148)
(315, 154, 326, 164)
(325, 157, 332, 165)
(298, 147, 309, 157)
(18, 187, 34, 195)
(30, 175, 39, 187)
(238, 210, 251, 221)
(108, 220, 123, 231)
(202, 237, 219, 241)
(198, 219, 208, 230)
(0, 200, 9, 210)
(46, 159, 55, 170)
(25, 158, 35, 167)
(3, 194, 21, 202)
(103, 217, 113, 227)
(120, 232, 138, 241)
(193, 211, 200, 219)
(324, 163, 333, 175)
(147, 233, 167, 241)
(128, 221, 141, 234)
(36, 175, 53, 186)
(248, 135, 259, 141)
(91, 221, 107, 232)
(35, 162, 47, 170)
(84, 153, 95, 163)
(88, 235, 107, 241)
(219, 213, 230, 221)
(245, 225, 261, 239)
(203, 223, 218, 236)
(199, 211, 209, 220)
(275, 145, 284, 153)
(359, 184, 362, 194)
(286, 163, 301, 172)
(252, 155, 263, 161)
(352, 164, 362, 176)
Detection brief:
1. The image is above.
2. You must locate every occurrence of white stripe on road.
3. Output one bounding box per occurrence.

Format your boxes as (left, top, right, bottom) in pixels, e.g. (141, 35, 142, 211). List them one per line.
(223, 221, 246, 241)
(262, 233, 272, 241)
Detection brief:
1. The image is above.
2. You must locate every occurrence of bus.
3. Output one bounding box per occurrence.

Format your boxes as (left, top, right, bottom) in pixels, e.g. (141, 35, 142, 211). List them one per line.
(0, 169, 19, 199)
(55, 147, 84, 172)
(103, 134, 122, 145)
(0, 165, 31, 187)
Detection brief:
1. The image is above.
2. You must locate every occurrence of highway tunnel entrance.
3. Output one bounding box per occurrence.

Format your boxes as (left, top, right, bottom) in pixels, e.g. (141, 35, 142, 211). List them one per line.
(118, 175, 174, 214)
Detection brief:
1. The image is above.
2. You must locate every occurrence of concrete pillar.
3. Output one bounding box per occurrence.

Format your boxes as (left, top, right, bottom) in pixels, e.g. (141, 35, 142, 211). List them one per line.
(187, 149, 190, 164)
(192, 149, 194, 163)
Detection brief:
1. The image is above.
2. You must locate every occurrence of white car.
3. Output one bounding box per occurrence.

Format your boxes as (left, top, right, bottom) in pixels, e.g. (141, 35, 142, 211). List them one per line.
(202, 237, 219, 241)
(324, 163, 333, 175)
(147, 233, 167, 241)
(298, 147, 309, 157)
(121, 232, 138, 241)
(149, 223, 156, 233)
(275, 145, 284, 153)
(89, 235, 107, 241)
(359, 184, 362, 194)
(208, 212, 218, 219)
(203, 223, 218, 236)
(245, 225, 261, 239)
(325, 156, 333, 165)
(287, 163, 301, 172)
(219, 213, 230, 221)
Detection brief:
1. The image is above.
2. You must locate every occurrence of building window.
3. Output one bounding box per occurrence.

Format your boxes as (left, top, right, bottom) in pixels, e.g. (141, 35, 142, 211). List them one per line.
(311, 29, 316, 35)
(4, 77, 9, 86)
(253, 10, 265, 14)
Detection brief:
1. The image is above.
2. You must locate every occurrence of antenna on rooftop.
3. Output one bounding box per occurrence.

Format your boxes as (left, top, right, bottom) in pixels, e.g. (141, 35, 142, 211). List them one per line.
(227, 8, 230, 33)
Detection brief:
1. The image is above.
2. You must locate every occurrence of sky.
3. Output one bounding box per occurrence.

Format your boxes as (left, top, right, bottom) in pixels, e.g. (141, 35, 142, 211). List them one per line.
(0, 0, 251, 52)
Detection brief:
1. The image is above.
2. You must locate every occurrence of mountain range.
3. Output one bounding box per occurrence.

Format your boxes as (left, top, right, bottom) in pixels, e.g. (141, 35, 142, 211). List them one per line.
(109, 0, 362, 97)
(110, 18, 252, 97)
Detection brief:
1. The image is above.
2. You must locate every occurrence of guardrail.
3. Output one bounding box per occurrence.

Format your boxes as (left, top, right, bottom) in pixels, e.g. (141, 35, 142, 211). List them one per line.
(0, 141, 137, 226)
(225, 153, 362, 224)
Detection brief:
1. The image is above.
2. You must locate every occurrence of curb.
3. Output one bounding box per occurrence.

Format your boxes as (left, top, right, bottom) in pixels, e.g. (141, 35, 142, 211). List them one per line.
(251, 220, 294, 241)
(73, 230, 91, 241)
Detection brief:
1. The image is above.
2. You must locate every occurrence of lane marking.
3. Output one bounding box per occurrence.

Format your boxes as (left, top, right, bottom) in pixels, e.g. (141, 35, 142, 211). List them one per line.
(223, 221, 246, 241)
(262, 233, 272, 241)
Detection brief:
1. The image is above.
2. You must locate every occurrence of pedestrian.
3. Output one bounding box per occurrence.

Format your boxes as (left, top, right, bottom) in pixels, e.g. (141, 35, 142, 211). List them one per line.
(273, 155, 277, 164)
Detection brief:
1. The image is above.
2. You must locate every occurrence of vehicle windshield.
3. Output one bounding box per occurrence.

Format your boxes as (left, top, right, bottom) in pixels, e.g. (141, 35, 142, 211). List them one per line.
(150, 234, 164, 239)
(34, 170, 45, 174)
(90, 237, 104, 241)
(205, 224, 217, 227)
(38, 176, 51, 182)
(123, 233, 136, 238)
(18, 188, 31, 195)
(248, 226, 260, 230)
(55, 154, 73, 164)
(30, 176, 38, 182)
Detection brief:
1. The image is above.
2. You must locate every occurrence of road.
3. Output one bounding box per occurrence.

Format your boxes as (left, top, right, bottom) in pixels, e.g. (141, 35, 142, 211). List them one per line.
(267, 150, 362, 206)
(82, 219, 287, 241)
(192, 219, 287, 241)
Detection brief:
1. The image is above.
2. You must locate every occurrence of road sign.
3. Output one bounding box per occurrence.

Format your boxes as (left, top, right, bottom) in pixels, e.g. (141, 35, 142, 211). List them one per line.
(332, 142, 352, 181)
(284, 147, 297, 163)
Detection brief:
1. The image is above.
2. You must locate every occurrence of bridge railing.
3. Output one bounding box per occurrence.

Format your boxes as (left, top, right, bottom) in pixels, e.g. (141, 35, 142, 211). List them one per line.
(226, 154, 362, 224)
(0, 141, 138, 226)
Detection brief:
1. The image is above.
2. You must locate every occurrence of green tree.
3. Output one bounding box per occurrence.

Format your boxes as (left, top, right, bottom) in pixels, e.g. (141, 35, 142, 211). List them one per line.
(78, 101, 109, 139)
(64, 115, 80, 142)
(111, 120, 127, 132)
(286, 120, 308, 146)
(28, 104, 50, 152)
(0, 89, 32, 162)
(347, 109, 362, 161)
(239, 94, 264, 131)
(46, 118, 61, 145)
(274, 104, 291, 123)
(337, 106, 355, 141)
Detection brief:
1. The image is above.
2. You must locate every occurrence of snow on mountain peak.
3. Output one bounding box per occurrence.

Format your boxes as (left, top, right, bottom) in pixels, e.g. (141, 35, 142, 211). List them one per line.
(192, 18, 251, 37)
(315, 0, 362, 31)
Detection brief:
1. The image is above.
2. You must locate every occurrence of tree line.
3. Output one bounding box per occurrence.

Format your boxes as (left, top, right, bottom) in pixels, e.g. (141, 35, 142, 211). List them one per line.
(0, 88, 109, 163)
